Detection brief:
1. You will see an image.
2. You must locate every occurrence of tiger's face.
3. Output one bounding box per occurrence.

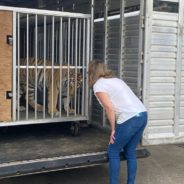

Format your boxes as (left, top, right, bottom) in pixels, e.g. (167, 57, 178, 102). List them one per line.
(69, 70, 83, 89)
(76, 71, 83, 88)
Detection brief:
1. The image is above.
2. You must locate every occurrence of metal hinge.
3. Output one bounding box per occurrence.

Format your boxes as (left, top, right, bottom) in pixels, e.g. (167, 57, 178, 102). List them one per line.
(6, 91, 12, 99)
(141, 15, 145, 28)
(139, 88, 143, 100)
(140, 51, 144, 63)
(6, 35, 13, 45)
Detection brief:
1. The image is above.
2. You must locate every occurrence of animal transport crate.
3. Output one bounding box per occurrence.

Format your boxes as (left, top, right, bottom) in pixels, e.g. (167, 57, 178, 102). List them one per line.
(0, 6, 91, 126)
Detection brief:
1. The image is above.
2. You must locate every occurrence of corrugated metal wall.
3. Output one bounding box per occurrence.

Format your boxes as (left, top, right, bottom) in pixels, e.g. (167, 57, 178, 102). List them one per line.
(146, 12, 177, 140)
(180, 7, 184, 136)
(92, 0, 143, 127)
(92, 20, 104, 125)
(92, 18, 121, 126)
(107, 19, 121, 76)
(123, 13, 141, 94)
(125, 0, 140, 7)
(92, 0, 105, 126)
(92, 0, 123, 126)
(143, 0, 184, 145)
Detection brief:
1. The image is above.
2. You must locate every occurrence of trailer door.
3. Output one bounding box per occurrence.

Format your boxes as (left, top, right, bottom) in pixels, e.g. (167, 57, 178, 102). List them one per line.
(143, 0, 184, 145)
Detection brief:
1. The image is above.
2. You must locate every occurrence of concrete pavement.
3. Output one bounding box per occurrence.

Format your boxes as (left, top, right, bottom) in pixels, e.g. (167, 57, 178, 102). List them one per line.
(0, 144, 184, 184)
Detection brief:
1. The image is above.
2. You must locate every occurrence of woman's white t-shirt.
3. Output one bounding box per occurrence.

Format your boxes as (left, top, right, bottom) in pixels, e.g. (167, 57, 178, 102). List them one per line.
(93, 77, 146, 124)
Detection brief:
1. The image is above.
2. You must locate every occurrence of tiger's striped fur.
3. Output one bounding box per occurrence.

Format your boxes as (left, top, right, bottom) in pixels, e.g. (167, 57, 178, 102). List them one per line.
(18, 58, 83, 116)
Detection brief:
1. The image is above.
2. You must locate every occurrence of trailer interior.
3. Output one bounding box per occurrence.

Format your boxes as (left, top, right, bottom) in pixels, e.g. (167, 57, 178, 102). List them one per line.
(0, 123, 149, 178)
(0, 0, 150, 179)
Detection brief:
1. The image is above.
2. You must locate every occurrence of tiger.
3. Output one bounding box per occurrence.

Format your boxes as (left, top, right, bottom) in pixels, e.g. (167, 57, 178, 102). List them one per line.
(17, 58, 83, 116)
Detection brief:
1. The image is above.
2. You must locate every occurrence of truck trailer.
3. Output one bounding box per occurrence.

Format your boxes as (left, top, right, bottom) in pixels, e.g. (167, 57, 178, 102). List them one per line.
(4, 0, 184, 178)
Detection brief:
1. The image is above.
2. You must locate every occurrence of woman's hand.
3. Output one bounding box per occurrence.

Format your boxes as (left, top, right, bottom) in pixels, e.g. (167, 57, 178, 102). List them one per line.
(109, 130, 115, 144)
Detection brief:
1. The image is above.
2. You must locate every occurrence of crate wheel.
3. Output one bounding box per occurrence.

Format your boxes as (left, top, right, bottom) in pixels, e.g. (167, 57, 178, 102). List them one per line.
(70, 122, 80, 136)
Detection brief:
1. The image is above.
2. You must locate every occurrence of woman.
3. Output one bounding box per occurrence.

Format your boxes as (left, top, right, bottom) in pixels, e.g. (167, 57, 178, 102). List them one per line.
(88, 60, 147, 184)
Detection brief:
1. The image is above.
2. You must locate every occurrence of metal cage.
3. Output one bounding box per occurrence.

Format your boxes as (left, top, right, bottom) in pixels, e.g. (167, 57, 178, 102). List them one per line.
(0, 6, 91, 126)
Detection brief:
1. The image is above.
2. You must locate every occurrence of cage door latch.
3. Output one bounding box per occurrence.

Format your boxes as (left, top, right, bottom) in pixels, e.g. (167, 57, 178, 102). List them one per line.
(6, 35, 13, 45)
(6, 91, 13, 99)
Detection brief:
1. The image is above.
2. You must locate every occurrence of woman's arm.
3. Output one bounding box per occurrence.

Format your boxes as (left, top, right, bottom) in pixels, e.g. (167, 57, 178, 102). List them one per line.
(95, 92, 116, 144)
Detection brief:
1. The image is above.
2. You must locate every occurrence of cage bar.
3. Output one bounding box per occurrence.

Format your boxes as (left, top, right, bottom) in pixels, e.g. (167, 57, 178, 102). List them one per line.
(13, 11, 17, 121)
(0, 6, 91, 19)
(67, 17, 71, 117)
(51, 16, 55, 119)
(26, 14, 29, 120)
(77, 19, 82, 115)
(17, 12, 20, 120)
(85, 19, 90, 117)
(43, 15, 46, 119)
(35, 14, 38, 119)
(59, 17, 63, 118)
(75, 18, 79, 116)
(82, 19, 86, 116)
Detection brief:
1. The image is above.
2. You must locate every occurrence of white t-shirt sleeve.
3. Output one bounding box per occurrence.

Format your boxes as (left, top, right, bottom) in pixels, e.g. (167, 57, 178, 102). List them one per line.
(93, 79, 108, 107)
(93, 79, 107, 94)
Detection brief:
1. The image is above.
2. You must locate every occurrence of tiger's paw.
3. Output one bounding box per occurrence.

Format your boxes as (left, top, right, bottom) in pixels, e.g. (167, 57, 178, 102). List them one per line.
(19, 106, 26, 111)
(69, 108, 75, 114)
(64, 107, 75, 114)
(54, 111, 60, 116)
(48, 110, 60, 117)
(37, 105, 43, 112)
(37, 109, 43, 112)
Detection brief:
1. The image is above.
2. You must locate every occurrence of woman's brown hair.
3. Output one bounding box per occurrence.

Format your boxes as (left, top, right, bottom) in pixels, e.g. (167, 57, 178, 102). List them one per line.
(88, 60, 114, 87)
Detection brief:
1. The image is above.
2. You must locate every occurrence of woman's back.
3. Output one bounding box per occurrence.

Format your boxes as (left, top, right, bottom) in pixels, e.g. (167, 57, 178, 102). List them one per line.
(93, 77, 146, 123)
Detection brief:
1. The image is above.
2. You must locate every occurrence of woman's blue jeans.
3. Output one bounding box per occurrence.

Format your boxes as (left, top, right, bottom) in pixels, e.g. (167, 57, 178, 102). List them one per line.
(108, 112, 147, 184)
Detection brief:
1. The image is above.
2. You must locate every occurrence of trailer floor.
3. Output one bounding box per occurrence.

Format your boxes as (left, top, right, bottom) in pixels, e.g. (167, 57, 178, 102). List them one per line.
(0, 145, 182, 184)
(0, 123, 109, 164)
